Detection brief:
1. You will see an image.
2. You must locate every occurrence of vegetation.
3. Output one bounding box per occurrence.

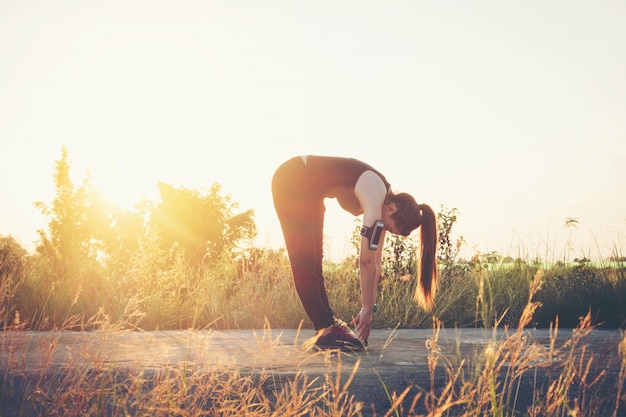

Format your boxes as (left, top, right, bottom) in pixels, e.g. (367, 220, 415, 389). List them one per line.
(1, 270, 625, 416)
(1, 149, 626, 415)
(1, 148, 625, 332)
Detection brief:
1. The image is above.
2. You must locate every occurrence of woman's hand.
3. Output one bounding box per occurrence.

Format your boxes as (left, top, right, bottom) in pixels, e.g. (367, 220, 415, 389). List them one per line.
(351, 307, 373, 344)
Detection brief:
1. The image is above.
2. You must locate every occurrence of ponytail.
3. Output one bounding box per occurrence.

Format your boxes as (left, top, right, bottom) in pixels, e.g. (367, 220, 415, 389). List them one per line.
(414, 204, 437, 312)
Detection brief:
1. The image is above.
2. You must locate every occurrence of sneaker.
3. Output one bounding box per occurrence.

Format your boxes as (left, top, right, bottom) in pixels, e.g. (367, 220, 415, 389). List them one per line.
(315, 323, 364, 351)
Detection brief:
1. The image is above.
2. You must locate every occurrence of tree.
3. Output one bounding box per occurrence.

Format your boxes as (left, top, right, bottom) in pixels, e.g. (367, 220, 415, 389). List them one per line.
(0, 236, 28, 329)
(0, 236, 27, 280)
(150, 182, 256, 265)
(34, 147, 112, 271)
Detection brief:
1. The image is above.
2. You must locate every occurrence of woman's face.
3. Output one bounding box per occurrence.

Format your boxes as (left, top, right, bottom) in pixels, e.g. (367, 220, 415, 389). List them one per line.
(381, 202, 402, 235)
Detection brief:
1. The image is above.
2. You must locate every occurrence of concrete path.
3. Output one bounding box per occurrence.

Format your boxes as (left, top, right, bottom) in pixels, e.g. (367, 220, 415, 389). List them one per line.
(1, 328, 624, 416)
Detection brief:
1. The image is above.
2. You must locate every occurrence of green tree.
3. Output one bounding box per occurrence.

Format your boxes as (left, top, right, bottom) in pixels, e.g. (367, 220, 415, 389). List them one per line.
(34, 147, 112, 273)
(150, 182, 257, 265)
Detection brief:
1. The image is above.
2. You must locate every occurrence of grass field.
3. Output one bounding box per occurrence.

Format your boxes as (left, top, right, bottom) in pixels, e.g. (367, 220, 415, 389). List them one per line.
(1, 271, 625, 416)
(1, 235, 626, 415)
(2, 237, 625, 332)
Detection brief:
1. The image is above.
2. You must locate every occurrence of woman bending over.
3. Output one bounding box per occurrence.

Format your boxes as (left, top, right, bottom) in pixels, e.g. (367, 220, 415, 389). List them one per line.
(272, 155, 437, 350)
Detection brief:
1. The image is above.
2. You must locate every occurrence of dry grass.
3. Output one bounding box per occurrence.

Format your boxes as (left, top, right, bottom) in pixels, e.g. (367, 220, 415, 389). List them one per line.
(2, 235, 626, 415)
(1, 271, 625, 417)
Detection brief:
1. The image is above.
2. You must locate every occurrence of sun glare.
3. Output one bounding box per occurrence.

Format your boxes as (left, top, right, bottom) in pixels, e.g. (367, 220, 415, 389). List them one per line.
(74, 157, 157, 212)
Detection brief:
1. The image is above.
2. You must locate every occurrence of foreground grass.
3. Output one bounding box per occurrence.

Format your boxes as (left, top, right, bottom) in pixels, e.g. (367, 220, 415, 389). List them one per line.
(1, 272, 626, 416)
(2, 240, 626, 415)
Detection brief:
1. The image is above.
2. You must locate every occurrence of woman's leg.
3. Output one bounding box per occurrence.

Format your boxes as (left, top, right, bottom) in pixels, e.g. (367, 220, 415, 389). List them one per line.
(272, 158, 334, 330)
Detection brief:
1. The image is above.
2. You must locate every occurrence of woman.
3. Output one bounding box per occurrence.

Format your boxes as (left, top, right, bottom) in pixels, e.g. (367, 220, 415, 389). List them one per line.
(272, 155, 437, 350)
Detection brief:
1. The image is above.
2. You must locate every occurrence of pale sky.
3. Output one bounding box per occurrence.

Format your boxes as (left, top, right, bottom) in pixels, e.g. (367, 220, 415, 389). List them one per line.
(1, 1, 625, 262)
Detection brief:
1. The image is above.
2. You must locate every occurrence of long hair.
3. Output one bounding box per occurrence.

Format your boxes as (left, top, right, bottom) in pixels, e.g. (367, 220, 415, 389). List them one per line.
(414, 204, 437, 312)
(389, 193, 438, 312)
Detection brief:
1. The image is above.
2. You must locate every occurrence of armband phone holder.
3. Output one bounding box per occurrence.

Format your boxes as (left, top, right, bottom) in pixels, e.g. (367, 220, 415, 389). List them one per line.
(360, 220, 385, 250)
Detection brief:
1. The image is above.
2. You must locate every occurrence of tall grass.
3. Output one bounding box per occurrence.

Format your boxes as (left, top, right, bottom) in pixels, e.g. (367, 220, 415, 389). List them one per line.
(1, 233, 626, 332)
(2, 233, 626, 415)
(1, 270, 626, 416)
(1, 231, 625, 415)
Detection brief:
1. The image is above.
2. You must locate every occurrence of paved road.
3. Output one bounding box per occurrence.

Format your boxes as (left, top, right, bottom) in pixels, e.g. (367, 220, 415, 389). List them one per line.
(1, 328, 624, 416)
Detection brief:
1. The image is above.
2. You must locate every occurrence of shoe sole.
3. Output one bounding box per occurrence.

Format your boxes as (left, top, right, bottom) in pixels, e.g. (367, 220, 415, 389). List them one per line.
(314, 343, 365, 352)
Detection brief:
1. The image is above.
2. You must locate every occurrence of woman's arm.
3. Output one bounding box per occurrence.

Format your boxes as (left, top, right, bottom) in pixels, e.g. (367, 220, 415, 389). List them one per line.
(353, 170, 388, 342)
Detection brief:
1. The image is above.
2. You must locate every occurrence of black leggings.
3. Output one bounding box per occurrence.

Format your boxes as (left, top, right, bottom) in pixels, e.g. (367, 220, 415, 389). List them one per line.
(271, 157, 335, 330)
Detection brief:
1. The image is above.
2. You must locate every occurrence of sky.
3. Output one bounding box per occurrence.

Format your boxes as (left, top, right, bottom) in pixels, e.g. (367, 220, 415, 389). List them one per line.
(1, 0, 625, 262)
